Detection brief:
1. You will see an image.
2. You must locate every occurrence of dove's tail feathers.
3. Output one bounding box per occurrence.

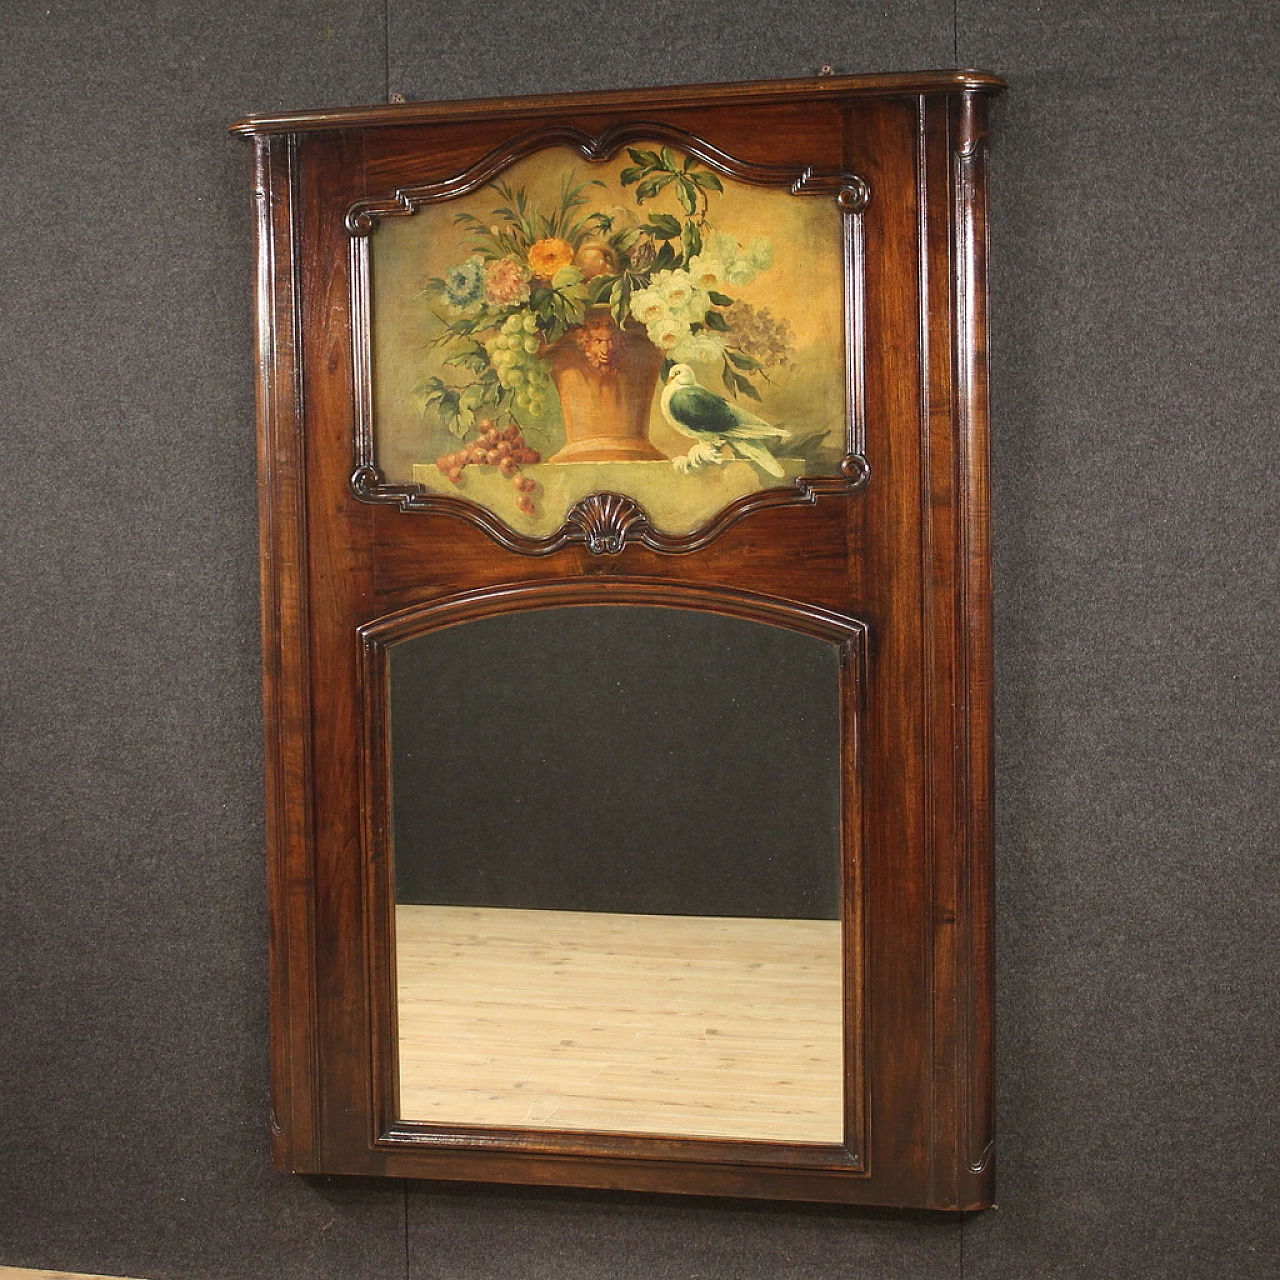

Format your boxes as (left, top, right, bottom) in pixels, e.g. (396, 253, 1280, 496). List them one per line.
(725, 419, 791, 441)
(731, 438, 785, 477)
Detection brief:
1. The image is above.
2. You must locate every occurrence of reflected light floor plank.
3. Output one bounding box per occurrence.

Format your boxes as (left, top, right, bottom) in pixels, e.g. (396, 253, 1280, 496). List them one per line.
(396, 904, 843, 1143)
(0, 1270, 150, 1280)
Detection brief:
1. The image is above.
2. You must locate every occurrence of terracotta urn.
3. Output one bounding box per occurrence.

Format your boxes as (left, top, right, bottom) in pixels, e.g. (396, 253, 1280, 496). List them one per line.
(544, 311, 667, 463)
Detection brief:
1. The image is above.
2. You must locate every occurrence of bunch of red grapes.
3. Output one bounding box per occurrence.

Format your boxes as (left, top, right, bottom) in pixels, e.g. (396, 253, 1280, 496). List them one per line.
(436, 420, 542, 515)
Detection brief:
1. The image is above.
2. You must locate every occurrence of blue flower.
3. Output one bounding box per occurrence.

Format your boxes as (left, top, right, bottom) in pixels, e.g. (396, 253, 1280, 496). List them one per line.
(443, 255, 485, 309)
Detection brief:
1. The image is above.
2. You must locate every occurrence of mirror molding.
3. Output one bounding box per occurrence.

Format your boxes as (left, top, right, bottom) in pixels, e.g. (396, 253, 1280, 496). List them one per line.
(234, 69, 1004, 1207)
(361, 584, 868, 1170)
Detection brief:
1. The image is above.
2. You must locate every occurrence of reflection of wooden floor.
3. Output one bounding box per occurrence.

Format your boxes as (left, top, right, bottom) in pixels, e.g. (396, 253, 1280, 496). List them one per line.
(395, 904, 843, 1144)
(0, 1271, 150, 1280)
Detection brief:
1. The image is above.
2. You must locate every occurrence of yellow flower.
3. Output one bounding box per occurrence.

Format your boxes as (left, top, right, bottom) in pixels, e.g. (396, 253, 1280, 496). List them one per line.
(528, 237, 576, 280)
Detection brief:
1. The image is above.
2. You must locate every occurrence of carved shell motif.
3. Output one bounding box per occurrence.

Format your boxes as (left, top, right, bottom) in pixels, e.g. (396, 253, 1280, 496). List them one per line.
(565, 493, 650, 555)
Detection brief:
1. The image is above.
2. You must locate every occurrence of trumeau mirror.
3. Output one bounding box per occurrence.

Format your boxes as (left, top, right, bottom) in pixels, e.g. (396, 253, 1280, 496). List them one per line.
(232, 69, 1003, 1208)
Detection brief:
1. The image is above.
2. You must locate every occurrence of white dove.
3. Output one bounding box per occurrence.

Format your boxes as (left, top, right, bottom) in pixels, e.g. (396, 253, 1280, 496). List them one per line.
(659, 363, 791, 477)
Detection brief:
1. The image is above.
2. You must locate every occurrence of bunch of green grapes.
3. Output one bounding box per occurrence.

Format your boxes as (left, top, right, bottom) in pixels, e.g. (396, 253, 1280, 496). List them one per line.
(485, 312, 552, 420)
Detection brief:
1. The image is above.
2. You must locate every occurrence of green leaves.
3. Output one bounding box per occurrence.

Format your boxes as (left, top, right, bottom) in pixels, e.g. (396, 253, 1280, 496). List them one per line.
(620, 146, 725, 222)
(584, 271, 643, 330)
(468, 174, 608, 257)
(429, 307, 495, 341)
(586, 273, 616, 305)
(612, 226, 644, 253)
(540, 174, 608, 244)
(617, 145, 730, 279)
(651, 240, 679, 272)
(443, 339, 490, 373)
(721, 362, 763, 400)
(681, 219, 703, 262)
(475, 180, 538, 253)
(720, 351, 763, 401)
(416, 373, 502, 437)
(608, 274, 633, 330)
(639, 211, 682, 239)
(528, 267, 589, 344)
(550, 265, 584, 291)
(634, 174, 672, 203)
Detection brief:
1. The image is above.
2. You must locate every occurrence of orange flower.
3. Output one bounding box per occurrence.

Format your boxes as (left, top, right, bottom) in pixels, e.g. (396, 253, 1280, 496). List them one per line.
(527, 237, 575, 279)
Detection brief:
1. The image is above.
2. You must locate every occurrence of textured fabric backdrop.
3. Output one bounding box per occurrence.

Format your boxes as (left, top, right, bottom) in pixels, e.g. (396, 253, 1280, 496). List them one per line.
(1, 2, 1275, 1277)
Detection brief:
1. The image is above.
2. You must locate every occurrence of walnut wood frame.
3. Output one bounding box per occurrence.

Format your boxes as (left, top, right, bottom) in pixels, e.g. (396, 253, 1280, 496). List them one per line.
(233, 69, 1003, 1208)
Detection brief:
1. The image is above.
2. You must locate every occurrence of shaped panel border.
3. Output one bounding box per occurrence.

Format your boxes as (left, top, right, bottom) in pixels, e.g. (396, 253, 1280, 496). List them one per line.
(346, 122, 870, 555)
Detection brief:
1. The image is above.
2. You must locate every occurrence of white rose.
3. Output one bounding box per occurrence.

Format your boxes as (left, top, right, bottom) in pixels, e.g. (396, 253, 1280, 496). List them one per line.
(671, 331, 727, 364)
(656, 268, 697, 311)
(629, 287, 668, 326)
(687, 254, 726, 289)
(648, 316, 691, 350)
(706, 231, 741, 261)
(675, 286, 711, 323)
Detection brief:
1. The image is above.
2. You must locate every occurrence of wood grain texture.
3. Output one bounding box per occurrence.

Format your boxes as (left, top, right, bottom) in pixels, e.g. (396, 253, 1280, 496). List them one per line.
(252, 132, 320, 1171)
(241, 73, 1001, 1206)
(395, 905, 843, 1143)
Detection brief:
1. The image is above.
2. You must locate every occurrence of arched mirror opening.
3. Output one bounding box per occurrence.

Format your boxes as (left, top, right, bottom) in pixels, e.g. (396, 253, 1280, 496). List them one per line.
(387, 604, 845, 1144)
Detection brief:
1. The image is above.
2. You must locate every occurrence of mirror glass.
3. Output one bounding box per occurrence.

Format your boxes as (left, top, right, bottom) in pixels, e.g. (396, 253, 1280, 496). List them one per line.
(389, 605, 843, 1143)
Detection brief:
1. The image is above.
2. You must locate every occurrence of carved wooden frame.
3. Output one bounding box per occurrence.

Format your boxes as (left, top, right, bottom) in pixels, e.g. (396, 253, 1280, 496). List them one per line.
(233, 69, 1003, 1208)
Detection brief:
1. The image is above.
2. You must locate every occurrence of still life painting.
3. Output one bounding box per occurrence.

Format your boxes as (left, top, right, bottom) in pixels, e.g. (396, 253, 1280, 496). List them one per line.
(370, 142, 848, 537)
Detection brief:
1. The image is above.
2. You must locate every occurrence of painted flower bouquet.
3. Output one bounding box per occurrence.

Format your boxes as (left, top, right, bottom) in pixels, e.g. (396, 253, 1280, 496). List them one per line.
(419, 147, 796, 463)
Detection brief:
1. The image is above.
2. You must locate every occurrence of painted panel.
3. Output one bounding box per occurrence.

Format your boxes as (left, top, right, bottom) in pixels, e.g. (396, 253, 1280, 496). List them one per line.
(371, 142, 846, 536)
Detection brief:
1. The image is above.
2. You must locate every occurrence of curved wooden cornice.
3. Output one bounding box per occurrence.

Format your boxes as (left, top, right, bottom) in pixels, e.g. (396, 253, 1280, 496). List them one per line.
(230, 69, 1006, 137)
(345, 121, 868, 234)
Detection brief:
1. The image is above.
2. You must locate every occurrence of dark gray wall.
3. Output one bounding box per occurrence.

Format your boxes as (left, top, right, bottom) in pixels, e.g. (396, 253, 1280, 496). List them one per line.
(0, 3, 1274, 1279)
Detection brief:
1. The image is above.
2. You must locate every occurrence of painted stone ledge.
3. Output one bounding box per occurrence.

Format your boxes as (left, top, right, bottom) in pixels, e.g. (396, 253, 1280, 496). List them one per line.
(412, 457, 806, 536)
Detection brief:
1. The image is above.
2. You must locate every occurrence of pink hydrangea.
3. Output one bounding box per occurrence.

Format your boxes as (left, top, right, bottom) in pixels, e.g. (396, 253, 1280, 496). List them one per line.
(484, 257, 531, 306)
